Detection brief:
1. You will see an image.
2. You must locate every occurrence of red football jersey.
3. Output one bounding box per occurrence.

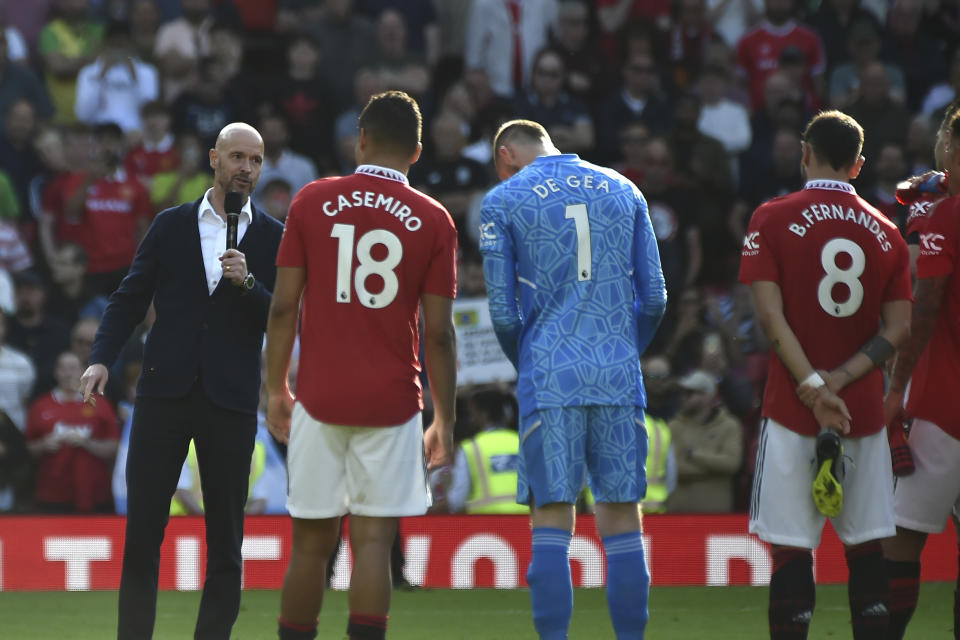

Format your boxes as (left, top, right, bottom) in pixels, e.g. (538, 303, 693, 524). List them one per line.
(905, 196, 943, 238)
(25, 391, 119, 511)
(125, 144, 179, 183)
(79, 170, 153, 273)
(739, 180, 912, 437)
(277, 165, 458, 426)
(736, 20, 826, 111)
(907, 195, 960, 438)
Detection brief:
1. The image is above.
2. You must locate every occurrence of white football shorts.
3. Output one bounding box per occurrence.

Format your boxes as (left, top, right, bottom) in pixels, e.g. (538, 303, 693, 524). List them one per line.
(286, 403, 431, 518)
(749, 418, 894, 548)
(894, 419, 960, 533)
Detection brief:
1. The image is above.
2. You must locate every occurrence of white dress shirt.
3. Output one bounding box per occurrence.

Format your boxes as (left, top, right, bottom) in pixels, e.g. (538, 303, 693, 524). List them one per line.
(197, 189, 252, 296)
(74, 57, 160, 133)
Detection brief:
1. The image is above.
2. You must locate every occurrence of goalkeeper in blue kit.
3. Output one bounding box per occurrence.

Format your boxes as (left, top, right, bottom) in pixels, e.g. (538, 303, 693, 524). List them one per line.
(479, 119, 667, 640)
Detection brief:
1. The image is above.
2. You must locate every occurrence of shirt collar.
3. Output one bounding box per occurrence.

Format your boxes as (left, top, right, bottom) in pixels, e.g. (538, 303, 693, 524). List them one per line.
(803, 179, 856, 194)
(105, 167, 128, 183)
(198, 188, 254, 223)
(143, 134, 175, 153)
(355, 164, 409, 184)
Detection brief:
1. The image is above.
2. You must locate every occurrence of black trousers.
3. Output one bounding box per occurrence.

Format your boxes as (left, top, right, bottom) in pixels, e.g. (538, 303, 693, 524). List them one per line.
(117, 383, 257, 640)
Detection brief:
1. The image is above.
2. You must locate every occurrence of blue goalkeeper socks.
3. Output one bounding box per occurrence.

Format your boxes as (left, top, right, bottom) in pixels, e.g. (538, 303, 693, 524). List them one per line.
(527, 527, 573, 640)
(603, 531, 650, 640)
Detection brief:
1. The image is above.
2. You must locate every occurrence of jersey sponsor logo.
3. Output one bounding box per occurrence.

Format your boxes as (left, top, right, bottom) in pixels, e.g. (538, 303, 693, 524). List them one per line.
(479, 222, 497, 241)
(85, 199, 133, 213)
(920, 232, 945, 253)
(742, 231, 760, 253)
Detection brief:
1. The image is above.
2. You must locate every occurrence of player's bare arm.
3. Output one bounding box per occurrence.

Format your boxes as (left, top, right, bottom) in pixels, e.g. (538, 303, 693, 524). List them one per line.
(885, 275, 950, 423)
(825, 299, 912, 392)
(264, 265, 305, 444)
(421, 292, 457, 469)
(751, 280, 852, 433)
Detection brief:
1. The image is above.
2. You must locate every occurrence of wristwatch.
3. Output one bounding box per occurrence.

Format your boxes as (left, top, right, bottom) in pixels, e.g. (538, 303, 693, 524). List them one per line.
(242, 272, 255, 291)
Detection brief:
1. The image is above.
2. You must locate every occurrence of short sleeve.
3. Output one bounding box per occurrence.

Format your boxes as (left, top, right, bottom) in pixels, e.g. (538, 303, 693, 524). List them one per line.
(737, 206, 780, 284)
(883, 239, 914, 302)
(917, 199, 958, 279)
(422, 206, 458, 298)
(276, 188, 307, 268)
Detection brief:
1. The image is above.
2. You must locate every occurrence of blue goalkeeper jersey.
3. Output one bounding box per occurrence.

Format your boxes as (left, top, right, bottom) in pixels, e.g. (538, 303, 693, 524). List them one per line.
(479, 153, 666, 418)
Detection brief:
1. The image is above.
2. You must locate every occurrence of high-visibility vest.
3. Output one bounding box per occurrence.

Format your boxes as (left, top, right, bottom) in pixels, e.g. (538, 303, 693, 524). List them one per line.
(641, 413, 671, 514)
(170, 439, 266, 515)
(464, 429, 529, 514)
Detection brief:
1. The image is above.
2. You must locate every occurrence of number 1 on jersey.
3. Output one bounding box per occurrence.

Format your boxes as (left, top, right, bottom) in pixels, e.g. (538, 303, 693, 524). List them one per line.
(565, 203, 592, 281)
(331, 223, 402, 309)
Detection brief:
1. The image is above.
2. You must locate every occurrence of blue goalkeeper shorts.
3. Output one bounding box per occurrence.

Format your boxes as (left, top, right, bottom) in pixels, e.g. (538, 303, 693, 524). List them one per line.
(517, 406, 648, 506)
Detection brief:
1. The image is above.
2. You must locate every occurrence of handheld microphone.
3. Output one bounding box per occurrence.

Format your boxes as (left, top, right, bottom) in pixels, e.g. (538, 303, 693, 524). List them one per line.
(224, 191, 242, 250)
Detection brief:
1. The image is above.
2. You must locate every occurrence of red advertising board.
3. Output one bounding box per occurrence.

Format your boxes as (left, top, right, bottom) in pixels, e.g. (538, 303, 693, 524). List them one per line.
(0, 514, 954, 591)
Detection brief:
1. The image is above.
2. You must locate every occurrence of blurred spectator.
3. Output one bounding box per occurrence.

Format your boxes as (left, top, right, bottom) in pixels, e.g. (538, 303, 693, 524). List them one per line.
(333, 67, 382, 173)
(641, 138, 703, 295)
(735, 0, 826, 112)
(110, 360, 141, 514)
(7, 270, 70, 396)
(513, 48, 594, 154)
(124, 101, 179, 187)
(661, 287, 708, 373)
(0, 169, 19, 222)
(0, 218, 33, 274)
(461, 69, 514, 165)
(1, 11, 28, 64)
(0, 311, 36, 431)
(0, 99, 43, 218)
(705, 0, 762, 48)
(864, 142, 909, 232)
(36, 124, 93, 265)
(46, 243, 109, 327)
(370, 9, 429, 97)
(846, 61, 910, 189)
(149, 131, 211, 211)
(613, 120, 650, 186)
(642, 354, 678, 419)
(265, 33, 336, 171)
(37, 0, 104, 123)
(596, 1, 672, 61)
(171, 57, 250, 150)
(883, 0, 947, 111)
(0, 29, 54, 122)
(128, 0, 161, 62)
(154, 0, 214, 102)
(25, 350, 119, 513)
(69, 316, 99, 367)
(207, 20, 244, 84)
(667, 91, 734, 195)
(74, 21, 160, 135)
(259, 178, 293, 222)
(640, 414, 676, 514)
(448, 387, 527, 514)
(252, 112, 317, 210)
(666, 369, 743, 513)
(921, 48, 960, 121)
(741, 70, 805, 171)
(0, 409, 30, 511)
(731, 127, 802, 239)
(275, 0, 326, 33)
(357, 0, 439, 63)
(458, 251, 487, 298)
(550, 0, 614, 110)
(905, 113, 935, 176)
(697, 62, 752, 171)
(464, 0, 558, 99)
(434, 0, 472, 61)
(29, 127, 68, 255)
(828, 18, 905, 111)
(668, 0, 719, 92)
(411, 110, 488, 244)
(307, 0, 377, 110)
(805, 0, 881, 73)
(697, 329, 755, 418)
(598, 52, 672, 162)
(63, 123, 152, 296)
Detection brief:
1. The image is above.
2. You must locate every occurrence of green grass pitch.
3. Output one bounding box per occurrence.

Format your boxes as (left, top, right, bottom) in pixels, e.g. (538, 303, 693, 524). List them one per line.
(0, 584, 953, 639)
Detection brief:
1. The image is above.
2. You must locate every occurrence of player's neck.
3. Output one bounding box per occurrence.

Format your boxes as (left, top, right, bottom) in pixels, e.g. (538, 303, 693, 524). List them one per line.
(803, 168, 850, 184)
(357, 155, 410, 176)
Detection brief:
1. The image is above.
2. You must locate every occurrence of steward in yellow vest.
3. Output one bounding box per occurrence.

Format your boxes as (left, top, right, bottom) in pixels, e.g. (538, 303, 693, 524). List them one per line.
(640, 413, 673, 513)
(463, 428, 529, 514)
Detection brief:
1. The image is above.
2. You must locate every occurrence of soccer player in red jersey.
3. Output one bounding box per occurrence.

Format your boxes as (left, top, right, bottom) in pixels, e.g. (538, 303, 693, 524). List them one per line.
(739, 110, 912, 640)
(265, 91, 458, 640)
(882, 110, 960, 639)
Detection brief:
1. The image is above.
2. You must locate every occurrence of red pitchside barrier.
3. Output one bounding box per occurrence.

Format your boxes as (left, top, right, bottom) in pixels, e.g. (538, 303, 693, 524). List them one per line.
(0, 514, 955, 591)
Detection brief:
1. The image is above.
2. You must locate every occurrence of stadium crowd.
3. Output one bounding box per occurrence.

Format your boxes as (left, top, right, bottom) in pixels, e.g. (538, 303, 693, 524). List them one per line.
(0, 0, 955, 516)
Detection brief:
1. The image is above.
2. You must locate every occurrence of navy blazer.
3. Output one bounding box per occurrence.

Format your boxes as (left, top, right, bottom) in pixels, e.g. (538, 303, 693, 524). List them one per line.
(90, 198, 285, 415)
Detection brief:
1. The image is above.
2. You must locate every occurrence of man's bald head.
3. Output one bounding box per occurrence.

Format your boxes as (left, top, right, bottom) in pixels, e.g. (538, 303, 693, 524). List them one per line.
(210, 122, 264, 199)
(215, 122, 263, 152)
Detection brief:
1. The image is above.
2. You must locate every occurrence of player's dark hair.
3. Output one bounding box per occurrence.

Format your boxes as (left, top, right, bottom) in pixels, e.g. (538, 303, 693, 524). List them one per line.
(949, 109, 960, 143)
(357, 91, 422, 157)
(93, 121, 125, 141)
(941, 99, 960, 132)
(802, 110, 864, 171)
(492, 119, 549, 160)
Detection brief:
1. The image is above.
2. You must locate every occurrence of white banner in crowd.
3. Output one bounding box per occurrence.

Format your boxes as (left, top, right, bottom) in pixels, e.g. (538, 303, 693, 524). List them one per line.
(452, 297, 516, 386)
